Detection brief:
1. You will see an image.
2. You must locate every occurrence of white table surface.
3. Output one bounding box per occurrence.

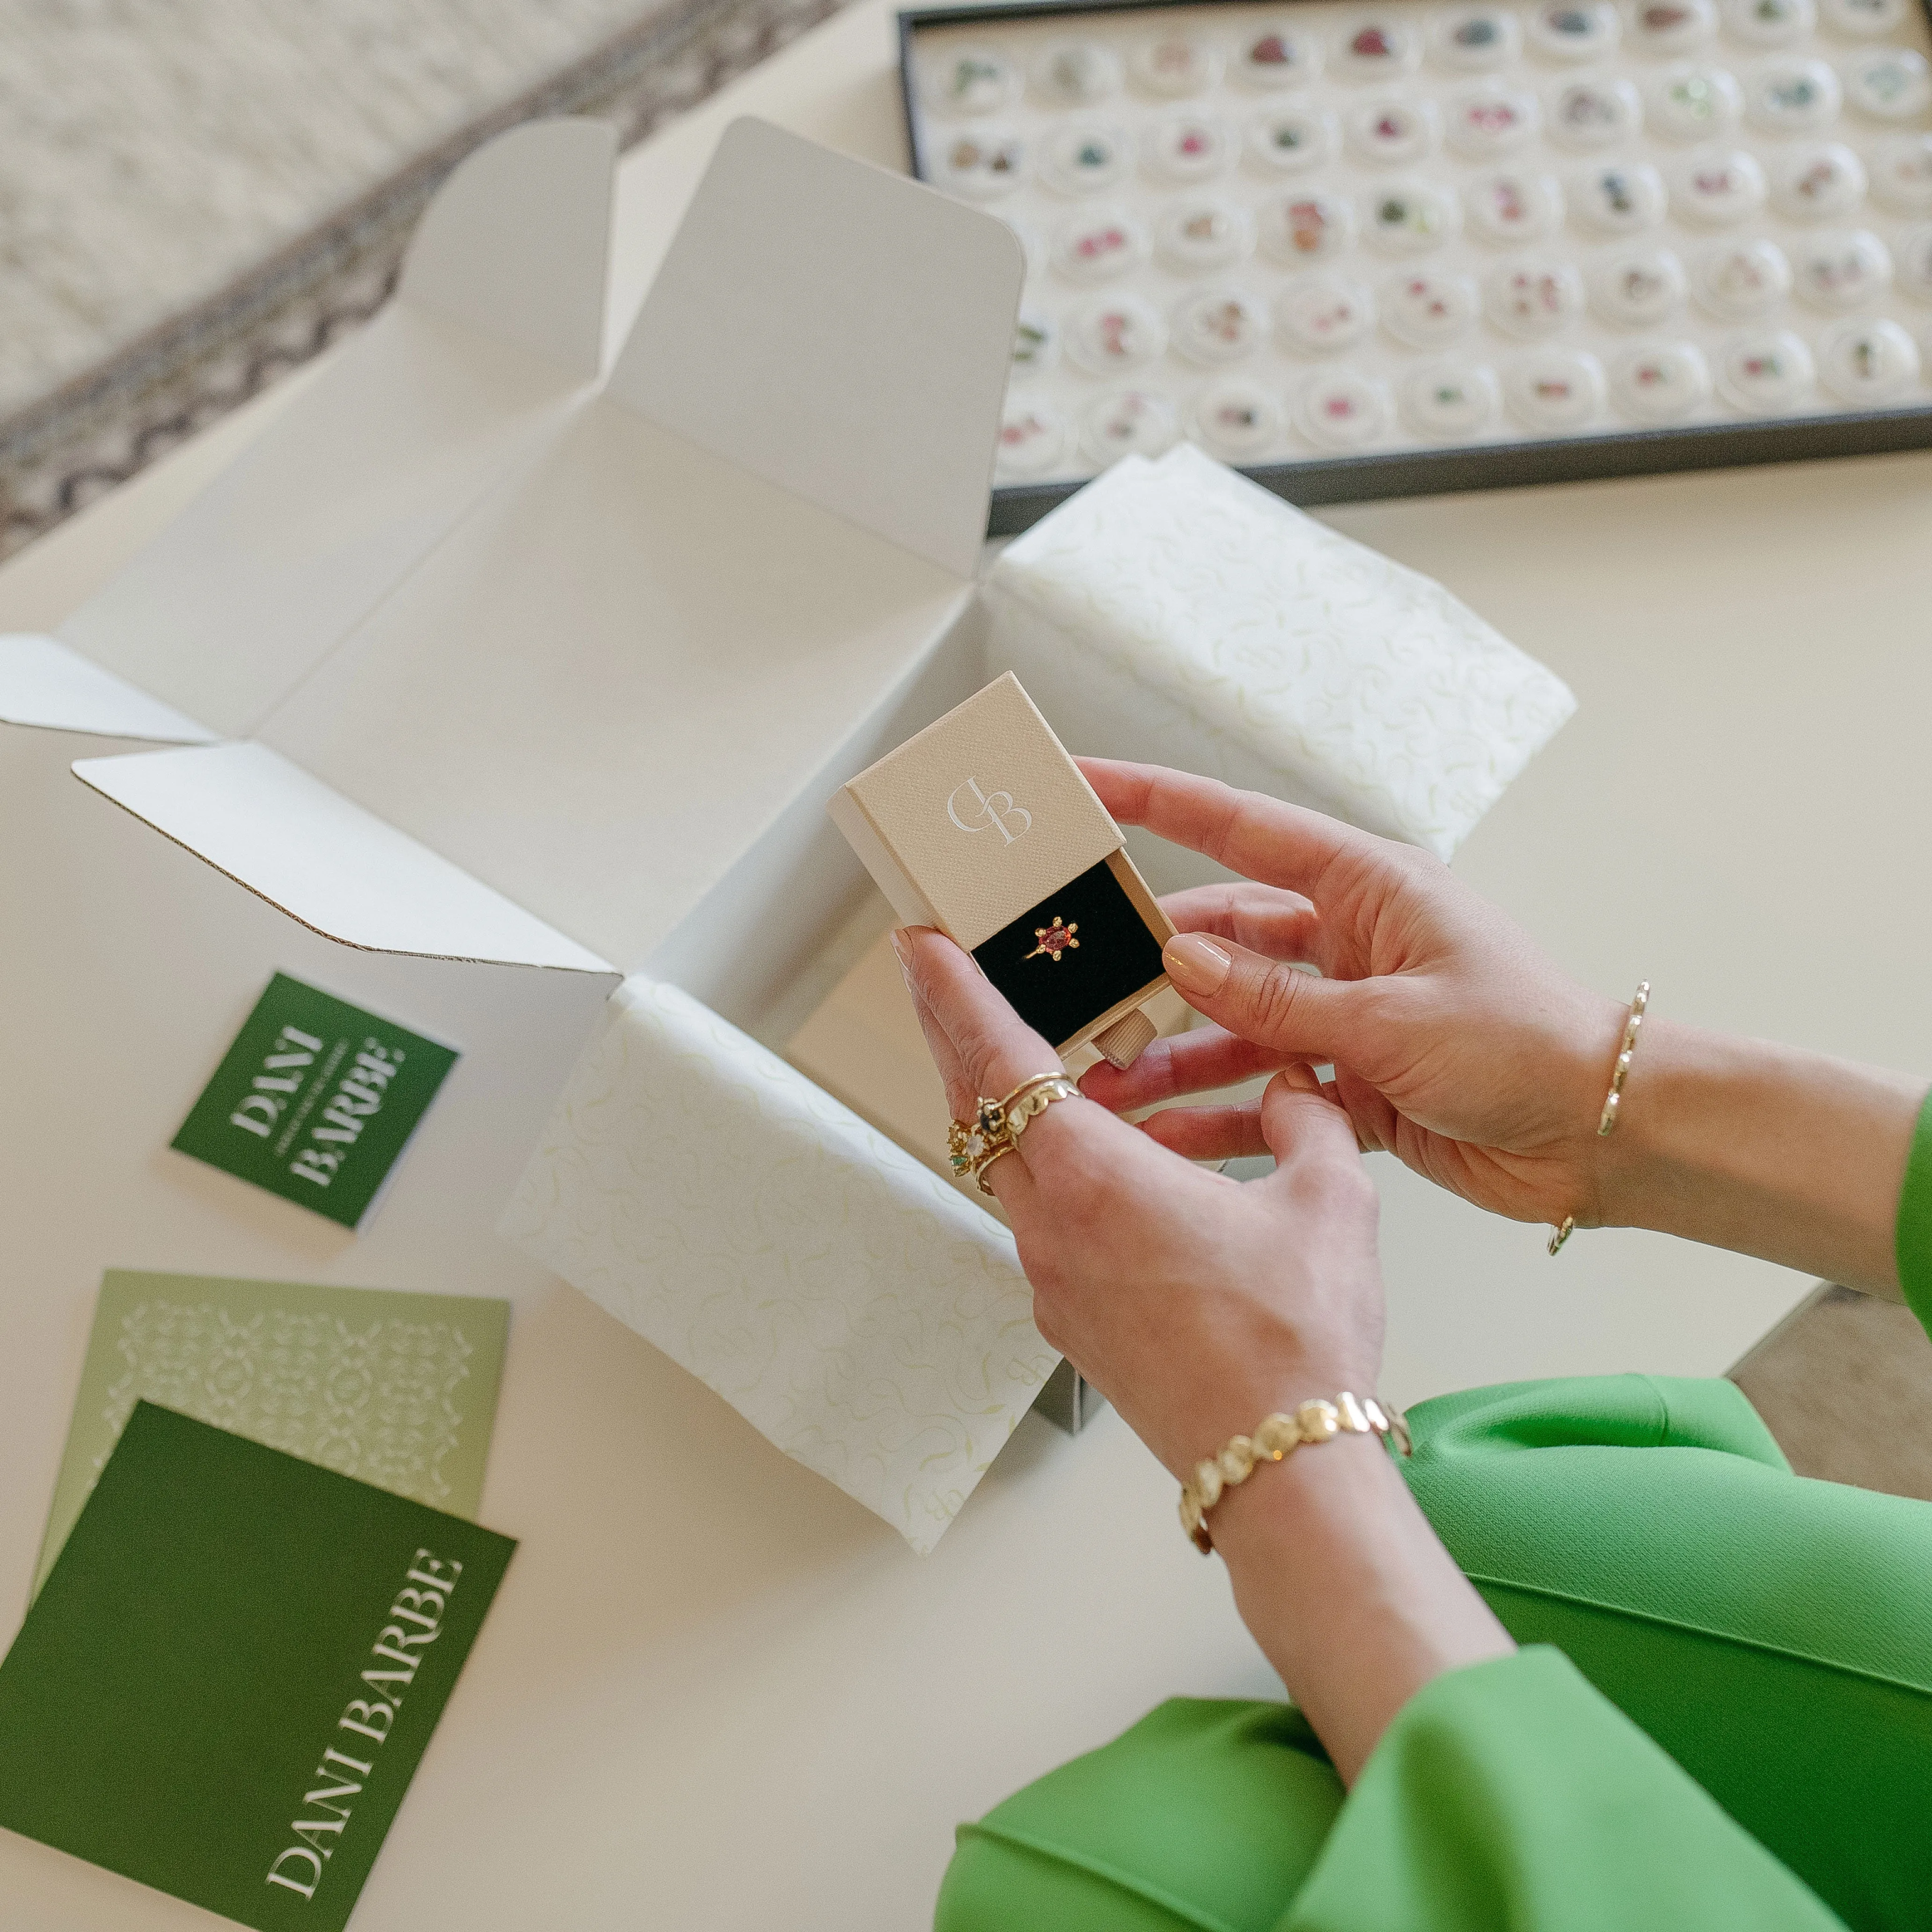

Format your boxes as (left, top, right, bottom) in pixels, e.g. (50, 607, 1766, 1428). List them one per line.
(7, 6, 1932, 1927)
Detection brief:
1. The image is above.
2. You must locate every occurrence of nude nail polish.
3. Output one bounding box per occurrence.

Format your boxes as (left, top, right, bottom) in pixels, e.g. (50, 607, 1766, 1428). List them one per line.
(1164, 932, 1231, 995)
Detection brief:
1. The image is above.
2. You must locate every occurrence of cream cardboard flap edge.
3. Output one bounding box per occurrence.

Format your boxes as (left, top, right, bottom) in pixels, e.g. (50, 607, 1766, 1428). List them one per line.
(16, 118, 1024, 989)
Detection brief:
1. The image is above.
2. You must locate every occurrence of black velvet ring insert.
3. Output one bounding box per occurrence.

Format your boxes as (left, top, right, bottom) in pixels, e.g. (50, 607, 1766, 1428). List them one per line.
(971, 857, 1167, 1049)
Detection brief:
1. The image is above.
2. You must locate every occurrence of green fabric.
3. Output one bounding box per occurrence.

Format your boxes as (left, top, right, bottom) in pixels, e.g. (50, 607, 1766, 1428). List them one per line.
(945, 1701, 1341, 1932)
(1404, 1375, 1932, 1930)
(1288, 1647, 1844, 1932)
(937, 1651, 1842, 1932)
(938, 1372, 1932, 1932)
(940, 1108, 1932, 1930)
(1895, 1083, 1932, 1332)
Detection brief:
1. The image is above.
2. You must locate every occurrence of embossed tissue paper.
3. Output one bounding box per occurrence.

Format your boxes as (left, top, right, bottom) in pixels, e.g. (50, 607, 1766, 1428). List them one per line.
(501, 977, 1056, 1554)
(984, 443, 1576, 859)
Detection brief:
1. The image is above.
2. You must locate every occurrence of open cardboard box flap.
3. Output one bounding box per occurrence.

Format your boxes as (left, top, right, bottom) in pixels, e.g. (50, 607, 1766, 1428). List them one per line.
(0, 118, 616, 745)
(46, 119, 1023, 994)
(82, 740, 614, 973)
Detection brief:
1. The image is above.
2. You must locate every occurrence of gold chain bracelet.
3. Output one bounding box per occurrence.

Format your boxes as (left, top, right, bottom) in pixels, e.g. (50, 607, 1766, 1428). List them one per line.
(1179, 1393, 1411, 1555)
(1549, 981, 1649, 1256)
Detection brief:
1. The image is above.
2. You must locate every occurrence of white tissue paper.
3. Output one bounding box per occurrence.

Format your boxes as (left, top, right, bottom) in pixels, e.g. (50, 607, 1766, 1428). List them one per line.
(984, 443, 1576, 859)
(501, 976, 1056, 1553)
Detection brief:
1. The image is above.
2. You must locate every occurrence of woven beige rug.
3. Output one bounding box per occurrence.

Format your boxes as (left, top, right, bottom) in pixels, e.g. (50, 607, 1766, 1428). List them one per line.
(0, 0, 847, 562)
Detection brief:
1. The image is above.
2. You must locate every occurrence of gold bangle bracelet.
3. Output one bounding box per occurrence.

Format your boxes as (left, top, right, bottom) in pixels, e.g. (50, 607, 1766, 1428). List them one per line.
(1595, 981, 1649, 1137)
(1178, 1393, 1411, 1556)
(1549, 981, 1649, 1256)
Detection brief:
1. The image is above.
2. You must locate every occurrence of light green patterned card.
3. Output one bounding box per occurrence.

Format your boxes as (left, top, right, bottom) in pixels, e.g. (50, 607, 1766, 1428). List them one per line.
(34, 1269, 509, 1597)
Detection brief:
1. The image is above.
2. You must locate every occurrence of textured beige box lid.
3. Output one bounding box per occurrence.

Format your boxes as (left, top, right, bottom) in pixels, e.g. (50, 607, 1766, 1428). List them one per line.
(831, 673, 1121, 952)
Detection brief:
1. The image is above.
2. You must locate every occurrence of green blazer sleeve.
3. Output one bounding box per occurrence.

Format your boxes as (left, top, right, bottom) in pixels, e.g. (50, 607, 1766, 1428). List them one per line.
(1284, 1647, 1847, 1932)
(1895, 1085, 1932, 1335)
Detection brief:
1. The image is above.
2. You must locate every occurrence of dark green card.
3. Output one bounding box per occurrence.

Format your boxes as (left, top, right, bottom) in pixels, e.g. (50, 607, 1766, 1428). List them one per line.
(0, 1402, 515, 1930)
(172, 973, 458, 1229)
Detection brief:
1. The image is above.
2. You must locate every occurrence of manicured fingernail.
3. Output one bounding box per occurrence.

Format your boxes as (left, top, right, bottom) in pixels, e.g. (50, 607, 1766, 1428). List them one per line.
(1164, 933, 1231, 995)
(890, 929, 912, 968)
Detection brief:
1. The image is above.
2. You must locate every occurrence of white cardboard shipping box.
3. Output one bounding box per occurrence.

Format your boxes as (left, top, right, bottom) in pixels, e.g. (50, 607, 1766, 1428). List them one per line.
(0, 117, 1060, 1553)
(2, 115, 1568, 1551)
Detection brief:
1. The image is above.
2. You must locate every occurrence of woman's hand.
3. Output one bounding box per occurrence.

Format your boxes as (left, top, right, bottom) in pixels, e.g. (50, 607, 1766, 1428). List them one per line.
(891, 923, 1383, 1480)
(893, 920, 1515, 1782)
(1078, 757, 1925, 1294)
(1076, 758, 1629, 1232)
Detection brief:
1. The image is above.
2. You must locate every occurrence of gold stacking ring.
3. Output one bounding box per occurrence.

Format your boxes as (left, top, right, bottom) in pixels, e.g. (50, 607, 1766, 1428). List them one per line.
(948, 1074, 1081, 1195)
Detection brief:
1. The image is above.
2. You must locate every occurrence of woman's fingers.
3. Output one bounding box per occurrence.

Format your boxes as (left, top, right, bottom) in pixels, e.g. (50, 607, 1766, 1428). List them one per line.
(893, 930, 973, 1112)
(1327, 1066, 1404, 1157)
(1078, 759, 1376, 899)
(1079, 1023, 1288, 1112)
(1160, 931, 1375, 1068)
(1134, 1072, 1383, 1165)
(896, 919, 1051, 1205)
(1157, 882, 1334, 973)
(1137, 1101, 1271, 1162)
(893, 925, 1109, 1207)
(1255, 1066, 1376, 1190)
(894, 927, 1060, 1107)
(1134, 1068, 1375, 1164)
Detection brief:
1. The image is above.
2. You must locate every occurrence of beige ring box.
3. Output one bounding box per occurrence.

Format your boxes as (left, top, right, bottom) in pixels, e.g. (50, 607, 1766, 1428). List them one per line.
(829, 672, 1173, 1070)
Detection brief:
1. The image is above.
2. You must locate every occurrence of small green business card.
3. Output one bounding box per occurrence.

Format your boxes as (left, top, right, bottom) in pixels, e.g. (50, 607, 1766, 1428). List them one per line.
(0, 1402, 515, 1932)
(172, 973, 458, 1229)
(34, 1269, 510, 1597)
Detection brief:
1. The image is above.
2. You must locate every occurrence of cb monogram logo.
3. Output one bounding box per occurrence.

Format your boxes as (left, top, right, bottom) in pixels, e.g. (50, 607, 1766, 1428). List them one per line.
(946, 776, 1032, 847)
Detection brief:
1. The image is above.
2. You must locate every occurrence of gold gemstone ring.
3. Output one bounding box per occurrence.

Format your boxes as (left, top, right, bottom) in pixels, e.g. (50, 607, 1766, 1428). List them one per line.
(1025, 918, 1079, 961)
(947, 1074, 1081, 1194)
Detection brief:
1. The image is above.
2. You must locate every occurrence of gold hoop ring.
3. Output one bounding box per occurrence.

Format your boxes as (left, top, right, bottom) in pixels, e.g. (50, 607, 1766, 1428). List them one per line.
(948, 1074, 1081, 1195)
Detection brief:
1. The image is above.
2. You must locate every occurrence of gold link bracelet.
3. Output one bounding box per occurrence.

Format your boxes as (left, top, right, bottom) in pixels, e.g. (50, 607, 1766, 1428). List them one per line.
(1178, 1393, 1411, 1555)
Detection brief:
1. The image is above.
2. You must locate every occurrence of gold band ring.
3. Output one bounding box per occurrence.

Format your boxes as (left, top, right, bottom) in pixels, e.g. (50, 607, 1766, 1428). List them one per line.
(948, 1074, 1081, 1195)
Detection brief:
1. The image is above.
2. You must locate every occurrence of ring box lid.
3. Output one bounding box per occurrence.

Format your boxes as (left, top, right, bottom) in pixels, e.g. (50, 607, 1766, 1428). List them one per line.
(830, 673, 1122, 953)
